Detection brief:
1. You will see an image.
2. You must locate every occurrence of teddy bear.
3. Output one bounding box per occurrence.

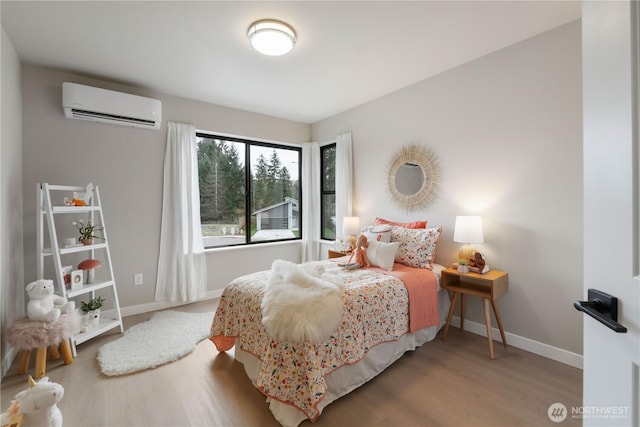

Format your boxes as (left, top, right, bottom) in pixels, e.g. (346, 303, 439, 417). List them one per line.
(0, 376, 64, 427)
(469, 252, 489, 273)
(26, 279, 75, 322)
(348, 234, 370, 267)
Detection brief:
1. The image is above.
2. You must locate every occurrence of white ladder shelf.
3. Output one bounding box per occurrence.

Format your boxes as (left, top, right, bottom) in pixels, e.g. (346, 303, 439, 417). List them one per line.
(37, 183, 123, 349)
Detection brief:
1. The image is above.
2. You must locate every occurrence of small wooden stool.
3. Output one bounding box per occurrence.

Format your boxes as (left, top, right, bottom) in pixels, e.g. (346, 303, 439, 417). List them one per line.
(7, 313, 80, 379)
(17, 340, 73, 379)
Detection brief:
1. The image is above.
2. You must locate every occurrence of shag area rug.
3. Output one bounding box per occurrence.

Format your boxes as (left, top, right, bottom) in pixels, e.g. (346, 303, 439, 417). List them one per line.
(97, 310, 213, 376)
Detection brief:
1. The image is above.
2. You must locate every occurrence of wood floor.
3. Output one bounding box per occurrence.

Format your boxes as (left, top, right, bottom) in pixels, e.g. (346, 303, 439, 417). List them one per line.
(1, 300, 582, 427)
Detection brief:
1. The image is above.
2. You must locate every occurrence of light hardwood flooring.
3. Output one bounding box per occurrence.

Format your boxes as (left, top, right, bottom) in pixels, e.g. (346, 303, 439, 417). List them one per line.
(1, 300, 582, 427)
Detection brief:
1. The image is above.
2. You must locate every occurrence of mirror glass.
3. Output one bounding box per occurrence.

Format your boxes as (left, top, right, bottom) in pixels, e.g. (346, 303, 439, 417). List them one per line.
(395, 163, 424, 195)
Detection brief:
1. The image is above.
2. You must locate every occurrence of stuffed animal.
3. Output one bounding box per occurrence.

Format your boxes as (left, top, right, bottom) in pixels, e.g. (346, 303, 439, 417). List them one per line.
(469, 252, 485, 270)
(348, 234, 370, 267)
(0, 376, 63, 427)
(26, 279, 75, 322)
(79, 310, 100, 333)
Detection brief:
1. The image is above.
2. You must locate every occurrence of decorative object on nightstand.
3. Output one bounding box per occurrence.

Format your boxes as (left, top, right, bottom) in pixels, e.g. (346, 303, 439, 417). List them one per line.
(342, 216, 360, 251)
(441, 268, 509, 359)
(457, 259, 470, 273)
(453, 216, 484, 261)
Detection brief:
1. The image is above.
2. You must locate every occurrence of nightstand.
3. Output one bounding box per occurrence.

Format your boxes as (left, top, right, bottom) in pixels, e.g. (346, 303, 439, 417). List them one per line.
(328, 249, 351, 259)
(441, 268, 509, 359)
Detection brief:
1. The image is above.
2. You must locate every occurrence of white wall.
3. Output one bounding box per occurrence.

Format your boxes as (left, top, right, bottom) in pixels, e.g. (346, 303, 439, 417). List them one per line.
(1, 26, 25, 377)
(21, 65, 309, 314)
(313, 21, 583, 357)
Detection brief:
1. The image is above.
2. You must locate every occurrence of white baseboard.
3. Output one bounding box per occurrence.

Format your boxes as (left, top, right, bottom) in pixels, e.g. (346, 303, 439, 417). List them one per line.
(119, 289, 223, 318)
(450, 316, 583, 369)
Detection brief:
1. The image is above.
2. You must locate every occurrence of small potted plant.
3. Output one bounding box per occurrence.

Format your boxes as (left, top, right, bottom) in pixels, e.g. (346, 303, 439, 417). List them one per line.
(73, 219, 104, 245)
(80, 296, 105, 329)
(457, 259, 470, 273)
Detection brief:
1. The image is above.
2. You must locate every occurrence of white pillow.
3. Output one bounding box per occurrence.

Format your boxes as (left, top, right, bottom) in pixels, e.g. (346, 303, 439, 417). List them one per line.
(363, 224, 392, 243)
(366, 240, 400, 271)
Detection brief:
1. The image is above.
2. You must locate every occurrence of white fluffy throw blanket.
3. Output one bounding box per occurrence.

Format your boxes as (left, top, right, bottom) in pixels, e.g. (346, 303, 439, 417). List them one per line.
(261, 260, 344, 344)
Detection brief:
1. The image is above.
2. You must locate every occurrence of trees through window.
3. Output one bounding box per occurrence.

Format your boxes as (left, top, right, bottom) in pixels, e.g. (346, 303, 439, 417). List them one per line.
(321, 143, 336, 240)
(197, 133, 301, 248)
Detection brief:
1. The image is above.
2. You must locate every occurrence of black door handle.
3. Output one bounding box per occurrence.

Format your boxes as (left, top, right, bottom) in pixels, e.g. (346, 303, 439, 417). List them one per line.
(574, 289, 627, 333)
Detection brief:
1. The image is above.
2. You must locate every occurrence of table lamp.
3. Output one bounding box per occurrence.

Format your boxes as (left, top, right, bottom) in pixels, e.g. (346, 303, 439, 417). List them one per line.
(342, 216, 361, 251)
(453, 216, 484, 262)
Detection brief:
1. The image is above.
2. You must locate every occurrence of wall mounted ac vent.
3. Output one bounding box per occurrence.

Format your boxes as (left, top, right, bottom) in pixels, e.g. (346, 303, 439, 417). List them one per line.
(62, 82, 161, 130)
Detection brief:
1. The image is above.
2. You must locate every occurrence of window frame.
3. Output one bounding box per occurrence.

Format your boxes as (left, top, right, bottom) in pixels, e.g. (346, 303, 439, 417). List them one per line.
(320, 142, 336, 241)
(196, 131, 302, 248)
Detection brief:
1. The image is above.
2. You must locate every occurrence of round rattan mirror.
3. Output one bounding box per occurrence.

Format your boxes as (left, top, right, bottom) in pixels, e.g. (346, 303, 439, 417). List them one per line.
(386, 144, 440, 212)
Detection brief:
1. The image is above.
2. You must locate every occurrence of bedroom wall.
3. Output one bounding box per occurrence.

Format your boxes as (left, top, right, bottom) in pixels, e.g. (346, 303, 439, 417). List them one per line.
(312, 21, 583, 358)
(21, 65, 309, 314)
(1, 26, 25, 377)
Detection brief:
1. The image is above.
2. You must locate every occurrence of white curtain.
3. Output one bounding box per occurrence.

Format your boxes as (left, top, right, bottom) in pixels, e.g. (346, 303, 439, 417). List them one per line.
(301, 141, 320, 262)
(335, 131, 353, 237)
(155, 122, 207, 302)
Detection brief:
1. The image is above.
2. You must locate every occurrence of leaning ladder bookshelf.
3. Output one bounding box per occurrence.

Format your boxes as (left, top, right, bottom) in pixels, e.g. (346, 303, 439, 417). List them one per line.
(37, 183, 123, 351)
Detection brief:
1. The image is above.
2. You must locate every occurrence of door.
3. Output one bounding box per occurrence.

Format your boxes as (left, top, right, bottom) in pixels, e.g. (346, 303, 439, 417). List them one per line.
(582, 1, 639, 426)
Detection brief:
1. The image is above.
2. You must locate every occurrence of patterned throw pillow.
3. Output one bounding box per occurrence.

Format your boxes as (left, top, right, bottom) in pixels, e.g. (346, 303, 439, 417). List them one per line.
(391, 226, 442, 269)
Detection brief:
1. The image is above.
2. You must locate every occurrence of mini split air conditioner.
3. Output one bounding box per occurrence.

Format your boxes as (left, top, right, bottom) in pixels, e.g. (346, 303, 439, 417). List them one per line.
(62, 82, 162, 130)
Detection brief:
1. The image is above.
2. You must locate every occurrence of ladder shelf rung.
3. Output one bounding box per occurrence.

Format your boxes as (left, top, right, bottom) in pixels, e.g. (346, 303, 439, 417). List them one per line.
(50, 206, 101, 214)
(43, 184, 88, 191)
(74, 318, 122, 345)
(44, 242, 108, 256)
(65, 280, 115, 298)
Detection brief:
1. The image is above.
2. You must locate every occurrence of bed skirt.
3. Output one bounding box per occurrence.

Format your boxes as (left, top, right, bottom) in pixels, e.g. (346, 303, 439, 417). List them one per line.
(234, 288, 451, 427)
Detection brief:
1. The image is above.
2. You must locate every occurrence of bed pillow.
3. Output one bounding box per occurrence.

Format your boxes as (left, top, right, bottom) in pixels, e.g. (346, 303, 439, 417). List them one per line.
(366, 240, 400, 271)
(391, 226, 442, 269)
(374, 217, 427, 229)
(363, 224, 393, 243)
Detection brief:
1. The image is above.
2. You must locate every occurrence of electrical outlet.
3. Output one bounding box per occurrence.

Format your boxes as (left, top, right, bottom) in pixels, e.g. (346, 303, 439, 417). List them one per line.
(134, 273, 143, 286)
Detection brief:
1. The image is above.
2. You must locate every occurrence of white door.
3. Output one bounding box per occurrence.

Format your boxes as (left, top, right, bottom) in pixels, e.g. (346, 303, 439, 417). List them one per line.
(582, 1, 639, 426)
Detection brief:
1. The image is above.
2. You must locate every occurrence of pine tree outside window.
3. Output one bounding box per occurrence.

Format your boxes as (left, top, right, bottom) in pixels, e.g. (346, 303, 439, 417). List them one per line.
(197, 133, 302, 248)
(320, 143, 336, 240)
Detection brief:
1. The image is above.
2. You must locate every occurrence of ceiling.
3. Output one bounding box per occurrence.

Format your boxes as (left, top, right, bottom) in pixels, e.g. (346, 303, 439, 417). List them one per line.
(1, 1, 581, 124)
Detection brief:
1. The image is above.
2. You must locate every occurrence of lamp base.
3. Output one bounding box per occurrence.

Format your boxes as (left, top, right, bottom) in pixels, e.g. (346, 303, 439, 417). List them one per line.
(458, 244, 477, 263)
(349, 235, 357, 251)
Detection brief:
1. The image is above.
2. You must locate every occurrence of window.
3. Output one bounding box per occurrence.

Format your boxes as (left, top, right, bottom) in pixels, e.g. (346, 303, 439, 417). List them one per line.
(320, 143, 336, 240)
(197, 133, 302, 248)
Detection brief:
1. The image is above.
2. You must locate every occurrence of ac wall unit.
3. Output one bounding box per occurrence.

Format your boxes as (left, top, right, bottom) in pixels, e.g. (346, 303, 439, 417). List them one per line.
(62, 82, 162, 130)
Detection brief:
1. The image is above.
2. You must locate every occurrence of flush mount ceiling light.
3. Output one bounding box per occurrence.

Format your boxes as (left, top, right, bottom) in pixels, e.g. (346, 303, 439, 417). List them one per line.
(248, 19, 296, 56)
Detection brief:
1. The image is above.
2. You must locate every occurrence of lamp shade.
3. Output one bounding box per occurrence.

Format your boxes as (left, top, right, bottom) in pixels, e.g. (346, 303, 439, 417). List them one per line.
(248, 20, 296, 56)
(453, 216, 484, 244)
(342, 216, 361, 236)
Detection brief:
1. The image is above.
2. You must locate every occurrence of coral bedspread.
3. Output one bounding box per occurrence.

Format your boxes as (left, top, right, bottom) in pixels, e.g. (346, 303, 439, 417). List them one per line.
(210, 260, 438, 421)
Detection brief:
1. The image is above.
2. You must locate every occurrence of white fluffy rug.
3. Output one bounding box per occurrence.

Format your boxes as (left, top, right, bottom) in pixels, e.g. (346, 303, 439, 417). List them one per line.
(97, 310, 213, 376)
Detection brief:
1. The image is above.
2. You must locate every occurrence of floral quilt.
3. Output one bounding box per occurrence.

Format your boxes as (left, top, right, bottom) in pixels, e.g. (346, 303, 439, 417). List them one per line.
(210, 261, 438, 421)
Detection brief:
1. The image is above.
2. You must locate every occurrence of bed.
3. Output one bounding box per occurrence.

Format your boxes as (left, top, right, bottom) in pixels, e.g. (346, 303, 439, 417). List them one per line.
(209, 254, 450, 426)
